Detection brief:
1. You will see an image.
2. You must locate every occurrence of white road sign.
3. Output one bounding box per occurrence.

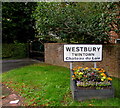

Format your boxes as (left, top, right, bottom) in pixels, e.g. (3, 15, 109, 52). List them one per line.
(64, 44, 102, 62)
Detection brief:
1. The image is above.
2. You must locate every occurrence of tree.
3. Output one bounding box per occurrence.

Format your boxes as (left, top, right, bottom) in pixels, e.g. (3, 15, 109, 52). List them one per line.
(2, 2, 37, 43)
(33, 2, 119, 44)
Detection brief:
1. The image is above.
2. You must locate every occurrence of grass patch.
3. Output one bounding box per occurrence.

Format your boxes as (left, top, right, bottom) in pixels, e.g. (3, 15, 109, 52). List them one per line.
(2, 63, 70, 106)
(2, 63, 120, 106)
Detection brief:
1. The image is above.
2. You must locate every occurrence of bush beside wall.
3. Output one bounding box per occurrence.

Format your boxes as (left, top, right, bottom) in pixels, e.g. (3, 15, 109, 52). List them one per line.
(2, 43, 28, 59)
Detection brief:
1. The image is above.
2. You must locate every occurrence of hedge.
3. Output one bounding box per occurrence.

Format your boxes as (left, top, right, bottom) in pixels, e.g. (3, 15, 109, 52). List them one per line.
(2, 43, 28, 59)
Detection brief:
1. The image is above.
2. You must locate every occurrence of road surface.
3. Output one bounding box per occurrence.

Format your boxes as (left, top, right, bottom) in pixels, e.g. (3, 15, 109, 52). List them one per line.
(1, 58, 42, 73)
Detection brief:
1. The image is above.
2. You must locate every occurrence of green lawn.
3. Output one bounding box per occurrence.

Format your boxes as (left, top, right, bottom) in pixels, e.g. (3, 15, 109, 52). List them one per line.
(2, 63, 120, 106)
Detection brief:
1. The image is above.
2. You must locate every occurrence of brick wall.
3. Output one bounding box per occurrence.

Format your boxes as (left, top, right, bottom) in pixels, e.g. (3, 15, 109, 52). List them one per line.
(45, 43, 120, 78)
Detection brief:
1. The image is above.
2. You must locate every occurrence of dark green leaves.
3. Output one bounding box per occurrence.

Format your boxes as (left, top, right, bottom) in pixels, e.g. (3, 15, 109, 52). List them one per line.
(2, 2, 37, 43)
(33, 2, 119, 44)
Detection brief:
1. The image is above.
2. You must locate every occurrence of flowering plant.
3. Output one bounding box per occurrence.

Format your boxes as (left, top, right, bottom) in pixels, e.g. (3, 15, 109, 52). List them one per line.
(72, 67, 112, 88)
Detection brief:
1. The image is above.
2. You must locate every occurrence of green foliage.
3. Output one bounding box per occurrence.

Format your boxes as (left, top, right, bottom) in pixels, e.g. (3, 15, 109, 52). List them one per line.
(112, 77, 120, 98)
(2, 63, 120, 106)
(2, 43, 28, 59)
(33, 2, 119, 44)
(2, 2, 37, 43)
(12, 42, 28, 59)
(2, 43, 14, 58)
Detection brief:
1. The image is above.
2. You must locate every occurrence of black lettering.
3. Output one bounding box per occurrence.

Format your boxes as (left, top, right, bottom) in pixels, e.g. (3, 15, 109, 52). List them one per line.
(84, 47, 87, 52)
(72, 47, 75, 52)
(75, 53, 78, 56)
(66, 47, 71, 51)
(72, 53, 74, 56)
(66, 57, 69, 60)
(88, 47, 92, 52)
(97, 47, 101, 51)
(76, 47, 80, 52)
(93, 47, 96, 51)
(79, 47, 83, 51)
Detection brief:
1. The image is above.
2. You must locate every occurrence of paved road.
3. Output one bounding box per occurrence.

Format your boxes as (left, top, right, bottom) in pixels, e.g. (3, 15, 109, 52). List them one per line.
(1, 58, 42, 73)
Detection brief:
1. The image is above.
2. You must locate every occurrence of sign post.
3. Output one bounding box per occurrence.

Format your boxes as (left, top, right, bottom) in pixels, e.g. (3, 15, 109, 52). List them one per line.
(70, 62, 73, 70)
(94, 62, 97, 68)
(64, 44, 102, 69)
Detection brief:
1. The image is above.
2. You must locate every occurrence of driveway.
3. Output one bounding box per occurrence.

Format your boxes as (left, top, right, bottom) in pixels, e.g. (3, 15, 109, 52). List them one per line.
(1, 58, 42, 73)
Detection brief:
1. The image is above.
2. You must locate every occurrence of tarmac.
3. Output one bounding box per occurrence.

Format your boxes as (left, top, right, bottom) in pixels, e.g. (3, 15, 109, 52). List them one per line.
(1, 58, 42, 73)
(1, 58, 42, 107)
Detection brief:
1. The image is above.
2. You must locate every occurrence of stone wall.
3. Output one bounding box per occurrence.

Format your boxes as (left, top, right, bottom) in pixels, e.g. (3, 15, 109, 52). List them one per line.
(45, 43, 120, 78)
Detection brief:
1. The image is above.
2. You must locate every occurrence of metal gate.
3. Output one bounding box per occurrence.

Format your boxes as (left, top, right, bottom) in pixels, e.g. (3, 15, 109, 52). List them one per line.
(29, 39, 44, 61)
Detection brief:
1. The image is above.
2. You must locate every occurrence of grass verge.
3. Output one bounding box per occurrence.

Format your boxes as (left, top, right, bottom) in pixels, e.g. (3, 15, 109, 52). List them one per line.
(2, 63, 120, 106)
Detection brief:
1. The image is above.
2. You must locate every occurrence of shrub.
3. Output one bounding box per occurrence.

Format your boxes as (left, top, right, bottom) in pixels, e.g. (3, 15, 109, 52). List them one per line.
(2, 43, 28, 59)
(12, 43, 28, 59)
(2, 43, 14, 58)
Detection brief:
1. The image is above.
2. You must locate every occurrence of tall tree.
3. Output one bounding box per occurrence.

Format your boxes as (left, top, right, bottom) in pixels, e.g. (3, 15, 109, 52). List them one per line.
(33, 2, 119, 44)
(2, 2, 37, 43)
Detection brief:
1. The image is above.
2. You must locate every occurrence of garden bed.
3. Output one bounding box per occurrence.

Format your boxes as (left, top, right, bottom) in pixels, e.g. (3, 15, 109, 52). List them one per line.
(70, 68, 114, 101)
(76, 85, 111, 90)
